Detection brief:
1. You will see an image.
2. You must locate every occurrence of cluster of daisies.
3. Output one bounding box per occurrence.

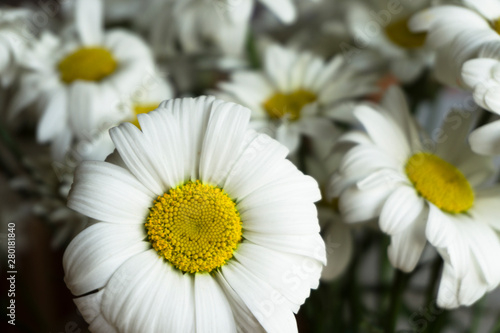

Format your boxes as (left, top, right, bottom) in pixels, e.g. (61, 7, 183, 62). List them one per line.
(1, 0, 500, 332)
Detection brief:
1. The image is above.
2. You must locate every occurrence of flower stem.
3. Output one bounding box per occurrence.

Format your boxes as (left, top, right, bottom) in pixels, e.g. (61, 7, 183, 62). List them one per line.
(385, 269, 410, 333)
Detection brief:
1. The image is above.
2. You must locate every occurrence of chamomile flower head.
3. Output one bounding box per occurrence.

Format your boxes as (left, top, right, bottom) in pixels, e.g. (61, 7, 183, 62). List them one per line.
(216, 43, 378, 154)
(410, 0, 500, 88)
(136, 0, 316, 57)
(10, 0, 155, 161)
(63, 96, 326, 332)
(345, 0, 433, 83)
(329, 86, 500, 308)
(0, 7, 32, 87)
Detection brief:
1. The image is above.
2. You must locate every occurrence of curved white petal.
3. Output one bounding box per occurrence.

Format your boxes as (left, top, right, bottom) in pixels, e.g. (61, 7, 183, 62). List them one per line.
(243, 231, 326, 264)
(354, 105, 411, 162)
(221, 260, 299, 333)
(199, 100, 251, 186)
(76, 0, 103, 45)
(321, 220, 353, 281)
(101, 250, 195, 333)
(387, 209, 427, 273)
(64, 223, 149, 296)
(195, 274, 236, 332)
(74, 290, 118, 333)
(234, 242, 323, 312)
(380, 185, 425, 235)
(470, 120, 500, 155)
(68, 161, 155, 224)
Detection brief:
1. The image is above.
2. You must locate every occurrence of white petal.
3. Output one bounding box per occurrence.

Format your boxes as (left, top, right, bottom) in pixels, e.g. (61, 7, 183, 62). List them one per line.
(264, 44, 297, 92)
(470, 120, 500, 155)
(240, 202, 320, 235)
(156, 96, 214, 181)
(243, 231, 326, 264)
(381, 86, 421, 149)
(275, 123, 300, 154)
(101, 250, 195, 333)
(137, 110, 186, 188)
(463, 0, 500, 20)
(63, 223, 148, 296)
(236, 169, 320, 211)
(68, 161, 155, 224)
(474, 186, 500, 231)
(194, 274, 236, 332)
(259, 0, 296, 23)
(199, 100, 250, 186)
(354, 105, 411, 161)
(321, 220, 353, 281)
(37, 88, 67, 143)
(234, 242, 322, 312)
(74, 290, 118, 333)
(380, 185, 425, 235)
(426, 205, 469, 279)
(221, 260, 299, 333)
(338, 177, 399, 223)
(462, 58, 497, 89)
(387, 210, 427, 273)
(109, 122, 165, 194)
(76, 0, 103, 45)
(222, 131, 289, 200)
(215, 273, 265, 332)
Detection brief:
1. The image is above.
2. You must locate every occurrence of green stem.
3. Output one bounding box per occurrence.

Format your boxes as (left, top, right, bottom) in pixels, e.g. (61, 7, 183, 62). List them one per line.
(385, 270, 410, 333)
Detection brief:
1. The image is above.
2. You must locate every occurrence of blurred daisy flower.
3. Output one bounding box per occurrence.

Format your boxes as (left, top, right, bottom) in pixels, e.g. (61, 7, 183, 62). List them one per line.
(0, 7, 32, 87)
(410, 0, 500, 88)
(10, 0, 155, 161)
(216, 43, 378, 154)
(64, 96, 326, 332)
(329, 86, 500, 308)
(345, 0, 433, 83)
(136, 0, 319, 58)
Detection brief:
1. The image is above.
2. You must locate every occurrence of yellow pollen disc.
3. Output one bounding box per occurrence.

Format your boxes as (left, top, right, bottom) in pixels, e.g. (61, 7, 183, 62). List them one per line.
(405, 153, 474, 214)
(145, 181, 242, 274)
(131, 103, 160, 129)
(58, 47, 117, 84)
(493, 18, 500, 35)
(263, 89, 317, 121)
(385, 17, 427, 49)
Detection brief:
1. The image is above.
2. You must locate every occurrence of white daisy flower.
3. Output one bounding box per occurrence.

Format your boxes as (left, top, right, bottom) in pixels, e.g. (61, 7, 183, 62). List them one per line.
(329, 86, 500, 308)
(345, 0, 433, 83)
(0, 7, 32, 87)
(10, 0, 155, 161)
(462, 47, 500, 155)
(216, 43, 378, 154)
(64, 96, 326, 332)
(409, 0, 500, 88)
(136, 0, 318, 57)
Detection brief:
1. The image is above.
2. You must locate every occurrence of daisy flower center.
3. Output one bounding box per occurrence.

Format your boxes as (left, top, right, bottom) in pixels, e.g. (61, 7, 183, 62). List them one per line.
(405, 152, 474, 214)
(492, 18, 500, 35)
(145, 180, 242, 274)
(58, 47, 117, 84)
(385, 17, 427, 49)
(263, 89, 317, 121)
(131, 103, 159, 129)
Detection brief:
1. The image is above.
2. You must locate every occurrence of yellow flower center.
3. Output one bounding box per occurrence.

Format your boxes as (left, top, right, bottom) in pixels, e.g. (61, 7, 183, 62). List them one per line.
(405, 153, 474, 214)
(385, 17, 427, 49)
(492, 18, 500, 34)
(131, 103, 160, 129)
(58, 47, 117, 84)
(263, 89, 317, 121)
(145, 181, 242, 274)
